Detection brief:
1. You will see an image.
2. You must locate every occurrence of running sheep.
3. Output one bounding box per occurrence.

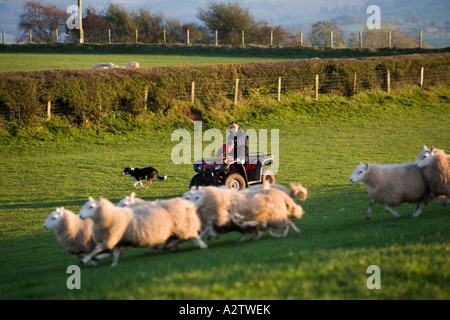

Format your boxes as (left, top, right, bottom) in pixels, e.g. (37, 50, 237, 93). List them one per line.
(79, 196, 207, 266)
(43, 207, 111, 265)
(187, 181, 305, 241)
(350, 162, 432, 218)
(415, 146, 450, 205)
(247, 182, 308, 201)
(232, 182, 305, 241)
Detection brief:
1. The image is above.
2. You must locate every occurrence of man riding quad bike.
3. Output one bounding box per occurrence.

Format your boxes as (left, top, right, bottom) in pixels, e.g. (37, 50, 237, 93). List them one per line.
(189, 143, 276, 190)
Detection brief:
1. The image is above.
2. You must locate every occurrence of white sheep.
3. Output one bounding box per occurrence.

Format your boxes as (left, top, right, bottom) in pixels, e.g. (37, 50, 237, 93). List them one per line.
(247, 182, 308, 201)
(350, 162, 432, 218)
(231, 183, 305, 241)
(188, 182, 305, 241)
(116, 192, 146, 207)
(79, 197, 207, 266)
(43, 207, 111, 265)
(415, 146, 450, 204)
(125, 61, 140, 68)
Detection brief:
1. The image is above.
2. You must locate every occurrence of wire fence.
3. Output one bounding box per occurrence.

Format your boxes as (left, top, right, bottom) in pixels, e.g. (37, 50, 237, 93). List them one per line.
(156, 65, 450, 106)
(3, 28, 438, 49)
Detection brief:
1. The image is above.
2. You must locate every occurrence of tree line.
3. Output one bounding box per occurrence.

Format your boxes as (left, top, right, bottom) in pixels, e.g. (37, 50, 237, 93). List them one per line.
(16, 1, 426, 48)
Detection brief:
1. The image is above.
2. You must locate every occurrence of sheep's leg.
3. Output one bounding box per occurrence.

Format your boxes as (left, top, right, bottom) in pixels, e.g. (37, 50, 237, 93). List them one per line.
(269, 229, 285, 237)
(384, 206, 401, 218)
(412, 196, 431, 217)
(412, 203, 426, 217)
(81, 244, 107, 265)
(238, 232, 254, 242)
(288, 221, 301, 233)
(165, 238, 184, 250)
(366, 199, 376, 219)
(191, 237, 208, 249)
(93, 252, 112, 261)
(111, 246, 129, 267)
(148, 244, 165, 253)
(252, 230, 263, 240)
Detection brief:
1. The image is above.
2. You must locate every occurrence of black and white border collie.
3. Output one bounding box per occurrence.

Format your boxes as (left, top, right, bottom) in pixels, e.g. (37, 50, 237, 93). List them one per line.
(121, 167, 167, 189)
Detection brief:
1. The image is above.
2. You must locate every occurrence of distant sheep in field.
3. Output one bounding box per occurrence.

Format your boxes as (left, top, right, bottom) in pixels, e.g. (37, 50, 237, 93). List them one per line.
(43, 207, 111, 265)
(90, 62, 140, 70)
(125, 61, 139, 68)
(350, 162, 432, 218)
(79, 197, 207, 266)
(415, 146, 450, 204)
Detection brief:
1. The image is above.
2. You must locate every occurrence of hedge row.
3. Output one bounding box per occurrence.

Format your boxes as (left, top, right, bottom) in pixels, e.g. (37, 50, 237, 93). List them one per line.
(0, 52, 449, 125)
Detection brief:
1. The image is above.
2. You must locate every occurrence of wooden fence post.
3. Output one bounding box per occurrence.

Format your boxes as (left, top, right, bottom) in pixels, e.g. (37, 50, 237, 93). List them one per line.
(242, 30, 245, 48)
(419, 30, 423, 49)
(144, 86, 148, 111)
(135, 29, 138, 44)
(191, 81, 195, 104)
(2, 30, 5, 44)
(47, 101, 51, 119)
(388, 30, 392, 48)
(387, 70, 391, 94)
(187, 29, 190, 45)
(55, 29, 58, 43)
(299, 31, 303, 47)
(315, 74, 319, 100)
(359, 30, 363, 48)
(420, 67, 424, 88)
(277, 77, 282, 102)
(108, 29, 111, 44)
(270, 30, 274, 46)
(234, 79, 239, 105)
(163, 29, 166, 45)
(353, 72, 357, 95)
(29, 29, 32, 43)
(215, 30, 218, 46)
(330, 30, 333, 48)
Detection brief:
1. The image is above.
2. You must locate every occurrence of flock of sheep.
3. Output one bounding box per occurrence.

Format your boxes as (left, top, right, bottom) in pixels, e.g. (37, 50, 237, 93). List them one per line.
(44, 145, 448, 267)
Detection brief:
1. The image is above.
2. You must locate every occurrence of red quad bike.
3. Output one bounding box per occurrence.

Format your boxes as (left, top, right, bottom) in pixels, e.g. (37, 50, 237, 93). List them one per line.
(189, 144, 276, 190)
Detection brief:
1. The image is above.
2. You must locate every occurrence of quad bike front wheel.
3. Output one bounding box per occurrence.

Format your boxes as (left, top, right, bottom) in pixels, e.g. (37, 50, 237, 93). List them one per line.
(224, 173, 246, 190)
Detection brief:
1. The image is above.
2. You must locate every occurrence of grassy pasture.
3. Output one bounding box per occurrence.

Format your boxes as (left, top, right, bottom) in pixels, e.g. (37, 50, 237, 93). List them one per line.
(0, 53, 291, 72)
(0, 86, 449, 300)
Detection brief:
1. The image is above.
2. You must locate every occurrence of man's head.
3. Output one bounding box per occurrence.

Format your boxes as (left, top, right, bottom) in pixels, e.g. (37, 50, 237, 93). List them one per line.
(230, 121, 239, 133)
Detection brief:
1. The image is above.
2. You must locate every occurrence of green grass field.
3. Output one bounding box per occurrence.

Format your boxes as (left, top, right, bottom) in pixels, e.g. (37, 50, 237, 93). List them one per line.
(0, 84, 449, 300)
(0, 53, 292, 72)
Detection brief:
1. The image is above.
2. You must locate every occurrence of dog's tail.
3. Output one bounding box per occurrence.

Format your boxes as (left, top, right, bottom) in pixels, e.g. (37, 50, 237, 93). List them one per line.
(157, 173, 168, 181)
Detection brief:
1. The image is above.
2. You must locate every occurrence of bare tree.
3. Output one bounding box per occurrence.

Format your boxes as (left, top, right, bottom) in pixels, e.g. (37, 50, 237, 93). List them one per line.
(18, 1, 66, 43)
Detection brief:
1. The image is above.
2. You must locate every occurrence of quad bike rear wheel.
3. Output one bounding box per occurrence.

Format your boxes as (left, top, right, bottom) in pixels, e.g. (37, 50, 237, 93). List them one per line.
(262, 168, 276, 184)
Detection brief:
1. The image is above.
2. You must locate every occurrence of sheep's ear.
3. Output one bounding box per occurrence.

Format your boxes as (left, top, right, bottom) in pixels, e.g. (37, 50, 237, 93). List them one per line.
(88, 196, 94, 201)
(366, 162, 370, 168)
(423, 145, 428, 150)
(130, 192, 136, 199)
(190, 186, 197, 192)
(430, 146, 434, 152)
